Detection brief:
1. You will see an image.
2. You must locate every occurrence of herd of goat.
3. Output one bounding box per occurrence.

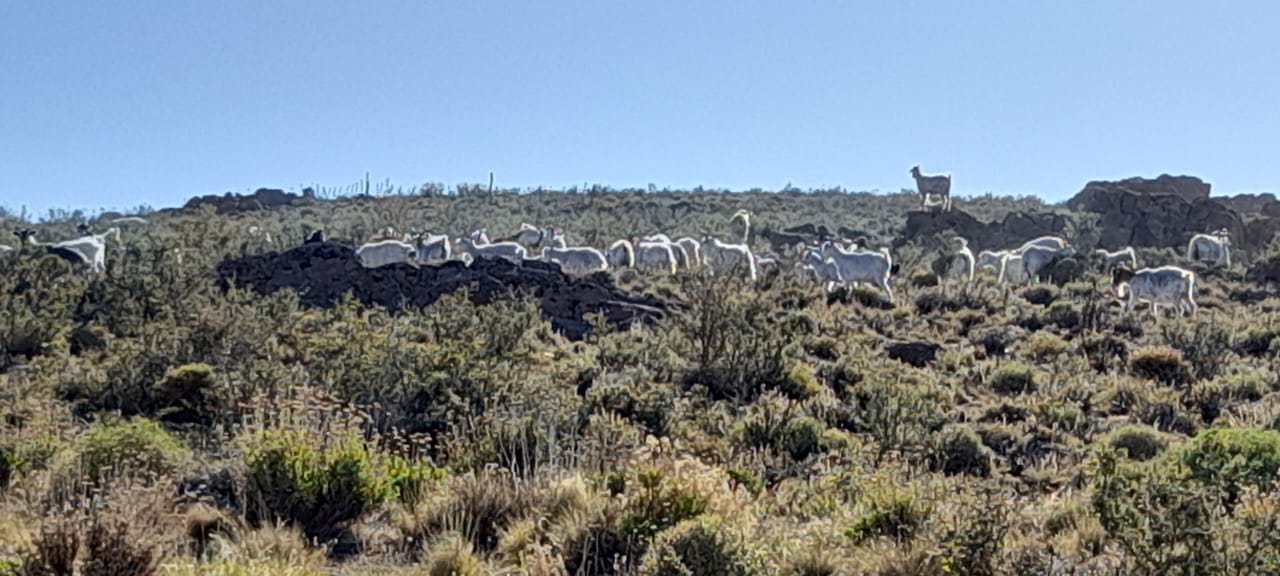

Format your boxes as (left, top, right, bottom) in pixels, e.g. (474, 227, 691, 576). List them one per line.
(0, 199, 1236, 319)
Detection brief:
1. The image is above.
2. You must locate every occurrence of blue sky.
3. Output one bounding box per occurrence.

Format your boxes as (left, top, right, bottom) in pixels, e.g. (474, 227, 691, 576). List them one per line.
(2, 1, 1277, 215)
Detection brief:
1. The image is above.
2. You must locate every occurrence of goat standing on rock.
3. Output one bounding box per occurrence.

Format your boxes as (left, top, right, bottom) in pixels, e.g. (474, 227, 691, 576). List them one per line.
(910, 165, 952, 212)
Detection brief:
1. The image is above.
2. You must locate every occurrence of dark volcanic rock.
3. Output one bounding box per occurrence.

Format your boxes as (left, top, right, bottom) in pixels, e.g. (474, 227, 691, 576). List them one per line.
(1065, 176, 1249, 250)
(176, 187, 316, 215)
(216, 243, 670, 340)
(885, 340, 942, 367)
(896, 209, 1068, 252)
(1070, 174, 1211, 203)
(1215, 193, 1279, 214)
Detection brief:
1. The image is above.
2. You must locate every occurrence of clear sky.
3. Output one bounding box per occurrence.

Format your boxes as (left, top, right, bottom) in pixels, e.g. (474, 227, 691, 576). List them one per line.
(3, 1, 1277, 216)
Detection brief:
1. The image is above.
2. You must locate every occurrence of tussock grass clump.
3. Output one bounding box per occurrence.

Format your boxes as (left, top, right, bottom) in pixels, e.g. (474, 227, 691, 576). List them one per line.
(640, 516, 756, 576)
(1129, 345, 1194, 387)
(421, 532, 488, 576)
(1101, 424, 1169, 461)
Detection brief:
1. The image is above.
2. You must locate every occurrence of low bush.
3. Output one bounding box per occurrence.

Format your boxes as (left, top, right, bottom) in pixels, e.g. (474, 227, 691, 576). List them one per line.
(930, 424, 993, 477)
(1129, 345, 1194, 387)
(641, 516, 756, 576)
(989, 363, 1037, 396)
(1101, 424, 1169, 461)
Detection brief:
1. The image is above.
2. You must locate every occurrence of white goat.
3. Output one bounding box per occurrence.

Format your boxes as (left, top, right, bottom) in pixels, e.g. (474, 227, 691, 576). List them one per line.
(247, 226, 273, 245)
(356, 239, 418, 268)
(541, 246, 609, 275)
(819, 241, 894, 301)
(676, 237, 703, 269)
(503, 223, 563, 250)
(411, 233, 452, 264)
(701, 236, 757, 280)
(637, 236, 691, 269)
(1018, 236, 1071, 252)
(977, 249, 1009, 274)
(504, 223, 543, 248)
(607, 239, 635, 269)
(454, 237, 527, 265)
(1186, 229, 1231, 266)
(800, 248, 842, 291)
(1112, 265, 1197, 318)
(1094, 247, 1137, 272)
(1003, 244, 1076, 284)
(910, 165, 952, 212)
(634, 241, 678, 274)
(16, 227, 121, 273)
(948, 237, 976, 281)
(997, 253, 1030, 284)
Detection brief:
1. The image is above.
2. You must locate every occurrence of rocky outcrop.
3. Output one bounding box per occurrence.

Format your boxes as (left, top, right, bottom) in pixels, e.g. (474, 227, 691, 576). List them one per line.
(1069, 174, 1211, 204)
(895, 209, 1068, 252)
(1065, 175, 1258, 250)
(1215, 193, 1279, 215)
(176, 188, 317, 215)
(215, 243, 671, 340)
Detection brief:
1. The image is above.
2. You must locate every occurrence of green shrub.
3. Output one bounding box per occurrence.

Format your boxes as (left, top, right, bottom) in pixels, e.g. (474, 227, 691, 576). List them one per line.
(1024, 331, 1069, 361)
(1034, 400, 1087, 435)
(930, 424, 993, 477)
(1165, 427, 1280, 504)
(779, 417, 826, 462)
(153, 363, 221, 427)
(845, 494, 928, 544)
(641, 516, 755, 576)
(1129, 345, 1194, 387)
(779, 361, 824, 400)
(70, 418, 190, 488)
(1045, 301, 1081, 331)
(1079, 333, 1129, 373)
(1102, 424, 1169, 461)
(616, 459, 730, 542)
(586, 376, 676, 436)
(242, 428, 395, 541)
(989, 363, 1037, 396)
(802, 336, 840, 361)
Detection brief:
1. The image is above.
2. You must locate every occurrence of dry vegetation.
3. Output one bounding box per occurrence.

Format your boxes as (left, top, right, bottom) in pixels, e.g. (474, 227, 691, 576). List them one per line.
(3, 187, 1280, 575)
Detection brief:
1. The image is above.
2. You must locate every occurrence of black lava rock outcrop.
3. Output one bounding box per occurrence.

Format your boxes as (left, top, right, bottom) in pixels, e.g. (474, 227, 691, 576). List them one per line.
(1066, 175, 1245, 250)
(215, 243, 670, 340)
(896, 209, 1068, 252)
(174, 187, 317, 215)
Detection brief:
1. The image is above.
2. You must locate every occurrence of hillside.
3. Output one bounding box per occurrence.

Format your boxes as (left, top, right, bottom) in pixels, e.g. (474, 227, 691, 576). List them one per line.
(3, 181, 1280, 575)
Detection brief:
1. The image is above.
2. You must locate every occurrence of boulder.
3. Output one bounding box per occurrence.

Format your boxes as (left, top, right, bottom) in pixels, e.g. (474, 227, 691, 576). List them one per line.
(215, 243, 671, 340)
(885, 340, 942, 367)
